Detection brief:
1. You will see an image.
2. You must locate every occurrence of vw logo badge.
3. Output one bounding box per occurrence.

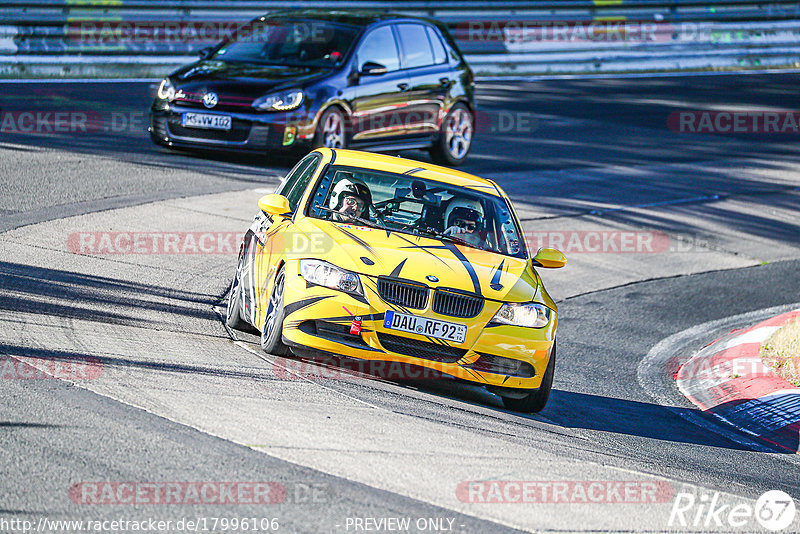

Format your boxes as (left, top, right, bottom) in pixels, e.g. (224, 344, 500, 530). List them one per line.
(426, 275, 439, 283)
(202, 92, 219, 109)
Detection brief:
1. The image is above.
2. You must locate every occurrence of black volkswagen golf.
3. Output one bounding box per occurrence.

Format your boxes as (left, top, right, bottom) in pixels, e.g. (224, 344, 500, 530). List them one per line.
(149, 10, 475, 165)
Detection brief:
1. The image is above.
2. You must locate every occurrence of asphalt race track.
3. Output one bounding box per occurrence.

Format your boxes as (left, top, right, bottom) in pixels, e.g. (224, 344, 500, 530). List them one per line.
(1, 73, 799, 533)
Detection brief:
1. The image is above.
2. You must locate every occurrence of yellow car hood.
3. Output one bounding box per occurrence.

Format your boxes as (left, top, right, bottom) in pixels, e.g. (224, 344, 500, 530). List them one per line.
(296, 217, 539, 302)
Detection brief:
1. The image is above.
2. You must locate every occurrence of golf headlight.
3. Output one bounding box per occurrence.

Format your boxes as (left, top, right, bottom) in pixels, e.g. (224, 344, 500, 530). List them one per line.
(299, 259, 363, 295)
(253, 90, 304, 111)
(157, 78, 176, 101)
(492, 302, 551, 328)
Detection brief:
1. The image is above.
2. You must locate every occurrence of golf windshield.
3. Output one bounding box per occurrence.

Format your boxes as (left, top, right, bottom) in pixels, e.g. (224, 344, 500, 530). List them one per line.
(308, 165, 527, 259)
(212, 19, 359, 67)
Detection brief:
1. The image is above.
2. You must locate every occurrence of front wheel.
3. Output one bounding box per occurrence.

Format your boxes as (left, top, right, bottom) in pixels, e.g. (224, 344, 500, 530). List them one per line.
(226, 253, 259, 335)
(501, 343, 556, 413)
(313, 107, 348, 149)
(430, 103, 473, 167)
(261, 267, 289, 356)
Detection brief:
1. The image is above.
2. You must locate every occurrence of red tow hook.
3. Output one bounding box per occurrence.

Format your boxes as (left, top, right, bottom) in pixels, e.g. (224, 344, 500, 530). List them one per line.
(350, 316, 362, 335)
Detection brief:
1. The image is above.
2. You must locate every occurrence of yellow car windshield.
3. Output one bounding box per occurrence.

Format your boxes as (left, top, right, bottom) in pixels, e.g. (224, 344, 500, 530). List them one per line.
(307, 165, 527, 259)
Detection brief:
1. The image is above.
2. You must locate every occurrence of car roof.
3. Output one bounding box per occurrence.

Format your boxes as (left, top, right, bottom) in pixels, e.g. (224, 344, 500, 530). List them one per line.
(316, 148, 503, 195)
(259, 10, 438, 28)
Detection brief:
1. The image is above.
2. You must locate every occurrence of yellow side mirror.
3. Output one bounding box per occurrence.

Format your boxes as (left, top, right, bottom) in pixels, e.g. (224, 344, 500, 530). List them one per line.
(532, 247, 566, 269)
(258, 194, 291, 217)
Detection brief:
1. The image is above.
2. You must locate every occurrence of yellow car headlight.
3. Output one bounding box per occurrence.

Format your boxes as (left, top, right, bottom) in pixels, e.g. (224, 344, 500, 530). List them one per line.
(299, 259, 363, 296)
(492, 302, 551, 328)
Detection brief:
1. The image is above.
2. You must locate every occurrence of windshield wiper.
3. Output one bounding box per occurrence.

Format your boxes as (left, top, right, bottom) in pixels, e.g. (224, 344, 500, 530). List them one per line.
(416, 226, 478, 249)
(314, 205, 391, 231)
(315, 205, 483, 249)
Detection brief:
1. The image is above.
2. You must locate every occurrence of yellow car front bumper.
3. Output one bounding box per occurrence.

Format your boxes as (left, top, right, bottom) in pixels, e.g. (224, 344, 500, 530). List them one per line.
(279, 261, 556, 390)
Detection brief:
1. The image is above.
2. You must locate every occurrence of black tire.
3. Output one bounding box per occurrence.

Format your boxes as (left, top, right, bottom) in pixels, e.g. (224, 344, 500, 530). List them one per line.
(429, 103, 473, 167)
(501, 343, 556, 413)
(225, 255, 259, 335)
(313, 106, 348, 149)
(261, 267, 289, 356)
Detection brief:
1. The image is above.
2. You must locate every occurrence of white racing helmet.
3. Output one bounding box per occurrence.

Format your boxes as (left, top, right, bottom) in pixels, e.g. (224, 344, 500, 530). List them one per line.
(328, 172, 372, 216)
(444, 197, 484, 230)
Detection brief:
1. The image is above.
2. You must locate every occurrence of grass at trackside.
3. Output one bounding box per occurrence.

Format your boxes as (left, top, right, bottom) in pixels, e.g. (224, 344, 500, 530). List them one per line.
(761, 318, 800, 387)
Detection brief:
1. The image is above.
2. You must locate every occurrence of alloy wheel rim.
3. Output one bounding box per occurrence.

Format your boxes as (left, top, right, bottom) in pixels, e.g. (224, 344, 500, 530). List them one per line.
(323, 113, 344, 148)
(226, 272, 239, 322)
(264, 271, 284, 340)
(445, 108, 472, 159)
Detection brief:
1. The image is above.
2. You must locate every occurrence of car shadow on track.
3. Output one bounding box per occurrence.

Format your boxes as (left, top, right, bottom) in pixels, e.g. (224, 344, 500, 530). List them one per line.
(541, 389, 792, 452)
(246, 350, 786, 453)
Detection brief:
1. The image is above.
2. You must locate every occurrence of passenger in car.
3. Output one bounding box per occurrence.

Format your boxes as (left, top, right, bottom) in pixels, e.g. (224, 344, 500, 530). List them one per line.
(328, 172, 373, 222)
(443, 197, 488, 248)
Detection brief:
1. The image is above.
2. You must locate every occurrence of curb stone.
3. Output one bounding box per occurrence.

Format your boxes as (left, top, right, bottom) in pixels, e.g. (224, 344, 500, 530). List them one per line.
(677, 310, 800, 453)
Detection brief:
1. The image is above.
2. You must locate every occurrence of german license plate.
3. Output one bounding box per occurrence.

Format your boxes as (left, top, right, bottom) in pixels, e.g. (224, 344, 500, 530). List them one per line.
(182, 112, 231, 130)
(383, 310, 467, 344)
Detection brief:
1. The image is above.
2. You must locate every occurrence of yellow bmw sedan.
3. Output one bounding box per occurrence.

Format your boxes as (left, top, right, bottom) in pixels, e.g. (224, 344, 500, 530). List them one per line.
(226, 148, 565, 412)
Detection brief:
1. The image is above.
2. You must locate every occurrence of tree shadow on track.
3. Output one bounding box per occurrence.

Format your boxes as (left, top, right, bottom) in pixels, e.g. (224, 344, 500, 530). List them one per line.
(0, 344, 274, 382)
(0, 261, 220, 329)
(0, 422, 62, 429)
(0, 81, 300, 185)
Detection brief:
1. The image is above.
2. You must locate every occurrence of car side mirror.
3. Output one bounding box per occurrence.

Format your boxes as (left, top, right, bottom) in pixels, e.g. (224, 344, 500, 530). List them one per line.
(360, 61, 388, 75)
(198, 47, 213, 60)
(531, 247, 566, 269)
(258, 194, 291, 218)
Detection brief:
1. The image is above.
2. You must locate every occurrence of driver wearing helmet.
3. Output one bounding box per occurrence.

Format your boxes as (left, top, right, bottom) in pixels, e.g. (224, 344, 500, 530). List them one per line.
(443, 197, 487, 248)
(328, 171, 373, 222)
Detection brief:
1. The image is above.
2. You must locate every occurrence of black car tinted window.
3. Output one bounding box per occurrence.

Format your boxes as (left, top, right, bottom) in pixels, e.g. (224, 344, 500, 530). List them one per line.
(396, 24, 434, 69)
(215, 19, 359, 67)
(426, 26, 447, 65)
(356, 26, 400, 72)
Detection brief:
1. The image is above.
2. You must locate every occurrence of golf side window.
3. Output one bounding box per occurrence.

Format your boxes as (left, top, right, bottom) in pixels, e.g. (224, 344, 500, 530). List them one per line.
(395, 24, 435, 69)
(356, 25, 400, 72)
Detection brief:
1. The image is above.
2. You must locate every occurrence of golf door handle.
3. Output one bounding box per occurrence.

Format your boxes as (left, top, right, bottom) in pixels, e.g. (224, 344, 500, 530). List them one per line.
(397, 83, 409, 91)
